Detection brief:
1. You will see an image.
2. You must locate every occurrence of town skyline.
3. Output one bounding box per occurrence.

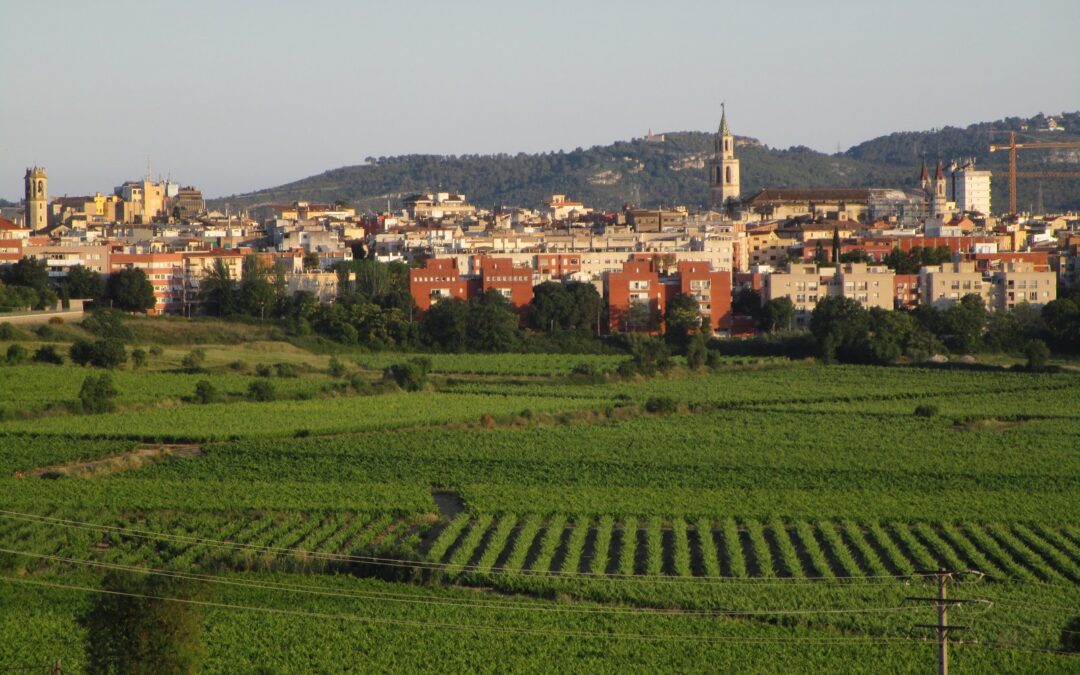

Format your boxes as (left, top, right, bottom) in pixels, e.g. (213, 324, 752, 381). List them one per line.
(3, 0, 1078, 200)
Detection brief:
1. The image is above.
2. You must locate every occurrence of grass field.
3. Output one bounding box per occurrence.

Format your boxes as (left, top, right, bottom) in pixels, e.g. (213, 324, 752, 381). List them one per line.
(0, 323, 1078, 672)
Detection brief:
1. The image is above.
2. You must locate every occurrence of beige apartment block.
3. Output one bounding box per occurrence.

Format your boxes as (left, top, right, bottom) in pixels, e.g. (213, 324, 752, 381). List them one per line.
(832, 263, 894, 310)
(920, 262, 990, 308)
(763, 264, 824, 328)
(991, 262, 1056, 310)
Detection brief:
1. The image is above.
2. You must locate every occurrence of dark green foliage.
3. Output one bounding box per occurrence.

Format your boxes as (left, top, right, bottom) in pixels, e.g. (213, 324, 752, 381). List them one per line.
(81, 310, 135, 341)
(274, 362, 298, 378)
(0, 322, 16, 340)
(64, 264, 105, 301)
(79, 373, 118, 414)
(193, 380, 220, 404)
(914, 404, 939, 418)
(686, 333, 707, 369)
(70, 338, 127, 369)
(1025, 339, 1051, 372)
(32, 344, 63, 364)
(255, 363, 272, 377)
(247, 380, 276, 402)
(80, 571, 206, 675)
(384, 357, 432, 391)
(130, 348, 148, 369)
(106, 268, 156, 313)
(181, 349, 206, 373)
(530, 281, 603, 334)
(1063, 616, 1080, 653)
(644, 396, 678, 414)
(882, 245, 953, 274)
(5, 343, 28, 365)
(732, 287, 763, 320)
(0, 257, 56, 309)
(664, 293, 702, 349)
(328, 356, 346, 378)
(1042, 297, 1080, 353)
(199, 259, 237, 316)
(762, 297, 795, 332)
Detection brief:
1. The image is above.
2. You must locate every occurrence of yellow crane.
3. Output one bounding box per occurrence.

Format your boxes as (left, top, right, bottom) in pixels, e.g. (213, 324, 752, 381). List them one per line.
(988, 131, 1080, 214)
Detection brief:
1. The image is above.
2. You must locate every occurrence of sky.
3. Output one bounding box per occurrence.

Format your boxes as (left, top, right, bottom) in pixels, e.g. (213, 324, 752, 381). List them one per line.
(2, 0, 1078, 200)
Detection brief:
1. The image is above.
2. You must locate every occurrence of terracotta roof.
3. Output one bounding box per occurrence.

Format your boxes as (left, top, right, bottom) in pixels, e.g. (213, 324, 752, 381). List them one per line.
(0, 217, 26, 230)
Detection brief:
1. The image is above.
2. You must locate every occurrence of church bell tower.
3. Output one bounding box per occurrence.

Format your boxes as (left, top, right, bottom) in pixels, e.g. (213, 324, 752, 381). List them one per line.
(24, 167, 48, 232)
(709, 104, 740, 210)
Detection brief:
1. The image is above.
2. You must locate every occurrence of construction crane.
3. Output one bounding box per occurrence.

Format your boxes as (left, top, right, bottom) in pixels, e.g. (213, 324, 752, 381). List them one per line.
(988, 131, 1080, 214)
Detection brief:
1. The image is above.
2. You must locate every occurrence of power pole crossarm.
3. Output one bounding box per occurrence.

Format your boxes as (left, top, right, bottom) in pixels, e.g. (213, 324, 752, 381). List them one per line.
(906, 569, 973, 675)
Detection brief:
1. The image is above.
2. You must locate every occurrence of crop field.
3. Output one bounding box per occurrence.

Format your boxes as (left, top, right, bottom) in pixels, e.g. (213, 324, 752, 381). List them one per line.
(0, 335, 1078, 672)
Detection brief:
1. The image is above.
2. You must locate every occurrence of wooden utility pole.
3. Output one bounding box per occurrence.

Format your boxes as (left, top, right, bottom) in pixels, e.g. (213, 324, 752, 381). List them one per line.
(51, 658, 62, 675)
(907, 569, 971, 675)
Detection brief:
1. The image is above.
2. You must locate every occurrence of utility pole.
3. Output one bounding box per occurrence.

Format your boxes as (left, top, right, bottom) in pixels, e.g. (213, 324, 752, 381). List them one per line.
(51, 658, 62, 675)
(907, 569, 971, 675)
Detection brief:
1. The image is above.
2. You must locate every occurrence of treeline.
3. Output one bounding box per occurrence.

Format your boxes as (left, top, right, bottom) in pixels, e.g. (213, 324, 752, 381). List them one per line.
(719, 291, 1080, 369)
(0, 257, 156, 313)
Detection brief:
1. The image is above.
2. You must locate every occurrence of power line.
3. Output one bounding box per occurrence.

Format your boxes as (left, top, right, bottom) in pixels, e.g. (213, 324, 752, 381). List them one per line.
(0, 546, 928, 619)
(0, 509, 956, 586)
(0, 575, 935, 646)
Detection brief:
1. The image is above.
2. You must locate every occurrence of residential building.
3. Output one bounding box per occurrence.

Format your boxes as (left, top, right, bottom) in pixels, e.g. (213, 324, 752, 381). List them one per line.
(991, 262, 1057, 310)
(762, 264, 826, 328)
(832, 263, 894, 311)
(919, 262, 990, 308)
(110, 252, 184, 315)
(950, 161, 992, 215)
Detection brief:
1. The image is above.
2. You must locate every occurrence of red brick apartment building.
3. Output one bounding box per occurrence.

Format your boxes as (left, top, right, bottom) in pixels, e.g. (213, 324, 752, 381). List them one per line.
(893, 274, 920, 309)
(605, 260, 731, 335)
(409, 256, 533, 315)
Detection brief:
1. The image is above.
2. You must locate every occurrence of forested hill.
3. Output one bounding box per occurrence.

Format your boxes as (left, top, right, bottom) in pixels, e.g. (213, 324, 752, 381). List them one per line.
(213, 111, 1080, 214)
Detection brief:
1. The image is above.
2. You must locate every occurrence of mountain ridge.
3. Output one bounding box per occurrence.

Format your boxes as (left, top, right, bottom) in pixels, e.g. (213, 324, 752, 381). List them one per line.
(211, 111, 1080, 214)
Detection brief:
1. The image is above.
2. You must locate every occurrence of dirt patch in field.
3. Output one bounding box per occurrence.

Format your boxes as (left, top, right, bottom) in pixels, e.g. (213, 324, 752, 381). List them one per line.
(28, 443, 202, 479)
(951, 417, 1033, 433)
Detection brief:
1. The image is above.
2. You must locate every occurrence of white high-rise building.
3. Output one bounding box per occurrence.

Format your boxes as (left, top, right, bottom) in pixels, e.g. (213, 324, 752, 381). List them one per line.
(950, 162, 992, 216)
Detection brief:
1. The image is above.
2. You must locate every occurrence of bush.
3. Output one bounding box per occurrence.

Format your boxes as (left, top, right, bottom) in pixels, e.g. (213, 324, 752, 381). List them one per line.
(79, 373, 118, 414)
(616, 359, 638, 378)
(914, 404, 939, 418)
(705, 350, 722, 370)
(255, 363, 272, 377)
(1025, 339, 1051, 372)
(130, 348, 148, 369)
(32, 345, 64, 365)
(5, 344, 28, 365)
(228, 360, 248, 372)
(0, 323, 15, 340)
(349, 373, 369, 393)
(384, 357, 432, 392)
(81, 310, 134, 341)
(644, 396, 678, 415)
(328, 356, 346, 378)
(181, 349, 207, 373)
(686, 335, 707, 370)
(247, 380, 276, 402)
(35, 324, 58, 340)
(69, 338, 127, 369)
(193, 380, 220, 404)
(571, 362, 598, 377)
(274, 362, 298, 378)
(148, 345, 164, 357)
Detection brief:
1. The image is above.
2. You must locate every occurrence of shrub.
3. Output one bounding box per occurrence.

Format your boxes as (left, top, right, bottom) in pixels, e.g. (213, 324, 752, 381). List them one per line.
(130, 348, 148, 369)
(255, 363, 272, 378)
(274, 362, 298, 378)
(384, 357, 432, 392)
(914, 404, 939, 418)
(348, 373, 369, 393)
(228, 360, 248, 372)
(328, 356, 346, 378)
(181, 349, 207, 373)
(32, 345, 64, 365)
(193, 380, 220, 404)
(615, 359, 638, 378)
(705, 350, 723, 370)
(148, 345, 164, 357)
(0, 323, 15, 340)
(70, 338, 127, 369)
(571, 362, 598, 377)
(247, 380, 276, 402)
(35, 325, 57, 340)
(79, 373, 118, 414)
(686, 336, 707, 370)
(5, 344, 28, 365)
(1025, 339, 1051, 373)
(644, 396, 678, 414)
(48, 316, 64, 325)
(80, 310, 134, 341)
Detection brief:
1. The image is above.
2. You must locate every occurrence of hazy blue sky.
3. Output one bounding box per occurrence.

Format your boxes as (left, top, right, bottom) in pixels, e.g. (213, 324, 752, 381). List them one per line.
(3, 0, 1078, 200)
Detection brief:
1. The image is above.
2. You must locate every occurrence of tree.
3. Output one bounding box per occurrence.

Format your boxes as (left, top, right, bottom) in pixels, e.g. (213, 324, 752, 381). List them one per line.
(193, 380, 219, 404)
(80, 571, 205, 674)
(384, 357, 432, 391)
(64, 265, 106, 301)
(303, 251, 322, 271)
(732, 287, 762, 319)
(939, 294, 987, 353)
(247, 380, 276, 402)
(664, 292, 702, 349)
(1042, 298, 1080, 353)
(5, 343, 28, 365)
(1025, 339, 1051, 372)
(686, 332, 708, 369)
(106, 268, 155, 313)
(420, 299, 468, 351)
(79, 373, 118, 413)
(625, 301, 655, 333)
(33, 345, 64, 364)
(831, 226, 841, 264)
(238, 256, 276, 319)
(810, 296, 871, 363)
(466, 290, 521, 352)
(70, 339, 127, 369)
(199, 259, 237, 316)
(530, 282, 575, 332)
(130, 348, 148, 369)
(762, 297, 795, 332)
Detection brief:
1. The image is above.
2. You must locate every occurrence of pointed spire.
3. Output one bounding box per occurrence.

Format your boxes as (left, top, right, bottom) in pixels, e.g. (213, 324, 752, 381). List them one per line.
(719, 102, 731, 136)
(919, 159, 928, 182)
(934, 160, 943, 180)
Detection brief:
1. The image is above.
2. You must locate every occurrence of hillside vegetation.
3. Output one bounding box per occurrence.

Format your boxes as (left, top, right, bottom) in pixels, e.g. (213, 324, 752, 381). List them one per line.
(213, 111, 1080, 214)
